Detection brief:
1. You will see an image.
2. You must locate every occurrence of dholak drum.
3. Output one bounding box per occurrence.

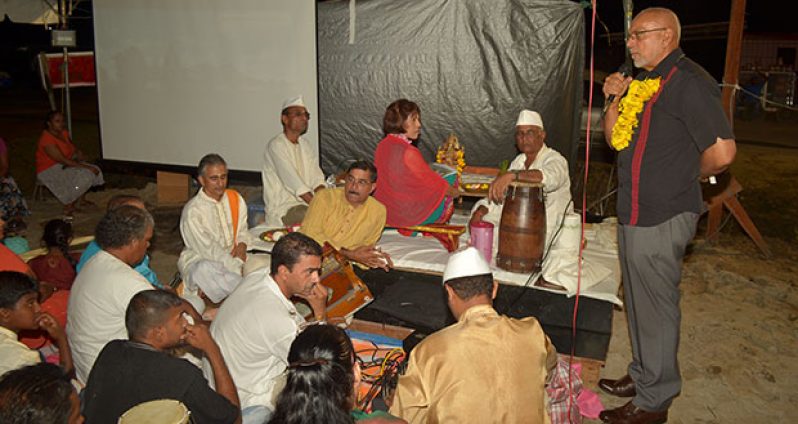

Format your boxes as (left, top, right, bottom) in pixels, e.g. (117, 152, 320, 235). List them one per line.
(496, 182, 546, 273)
(118, 399, 190, 424)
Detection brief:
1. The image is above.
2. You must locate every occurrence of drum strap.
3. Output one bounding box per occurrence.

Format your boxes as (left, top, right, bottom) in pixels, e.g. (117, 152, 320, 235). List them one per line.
(225, 189, 240, 245)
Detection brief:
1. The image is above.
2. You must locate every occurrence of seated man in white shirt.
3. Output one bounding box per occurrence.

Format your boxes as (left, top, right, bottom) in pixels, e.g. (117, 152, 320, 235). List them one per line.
(205, 232, 328, 424)
(66, 205, 155, 384)
(178, 154, 269, 314)
(261, 95, 326, 227)
(469, 110, 573, 260)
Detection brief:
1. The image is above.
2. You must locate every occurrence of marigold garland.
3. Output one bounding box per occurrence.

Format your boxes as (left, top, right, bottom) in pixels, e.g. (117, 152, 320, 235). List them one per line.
(610, 77, 662, 151)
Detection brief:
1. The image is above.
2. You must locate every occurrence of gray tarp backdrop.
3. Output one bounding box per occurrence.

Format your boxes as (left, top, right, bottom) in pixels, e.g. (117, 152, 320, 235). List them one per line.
(317, 0, 585, 175)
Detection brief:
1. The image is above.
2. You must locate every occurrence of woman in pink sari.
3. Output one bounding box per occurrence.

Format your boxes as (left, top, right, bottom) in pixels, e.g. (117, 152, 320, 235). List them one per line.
(374, 99, 460, 228)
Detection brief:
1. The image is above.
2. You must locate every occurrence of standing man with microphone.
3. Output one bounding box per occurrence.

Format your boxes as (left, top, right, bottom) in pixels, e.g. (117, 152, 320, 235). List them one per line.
(599, 7, 736, 424)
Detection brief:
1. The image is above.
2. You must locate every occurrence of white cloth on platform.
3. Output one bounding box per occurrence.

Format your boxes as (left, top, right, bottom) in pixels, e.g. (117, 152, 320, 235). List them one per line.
(67, 250, 152, 384)
(261, 133, 325, 227)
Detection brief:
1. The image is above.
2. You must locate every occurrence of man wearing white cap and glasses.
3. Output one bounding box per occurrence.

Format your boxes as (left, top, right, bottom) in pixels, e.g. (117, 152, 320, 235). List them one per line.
(469, 109, 573, 258)
(262, 95, 326, 227)
(391, 247, 557, 423)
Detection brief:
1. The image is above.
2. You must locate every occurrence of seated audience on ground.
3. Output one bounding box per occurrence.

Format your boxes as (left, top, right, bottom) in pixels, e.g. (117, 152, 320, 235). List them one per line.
(28, 219, 79, 291)
(178, 153, 270, 313)
(18, 273, 70, 360)
(22, 220, 75, 354)
(301, 160, 392, 270)
(0, 271, 72, 376)
(35, 111, 104, 217)
(0, 136, 31, 222)
(0, 217, 33, 276)
(76, 194, 161, 289)
(390, 247, 556, 423)
(262, 95, 326, 227)
(0, 363, 83, 424)
(67, 205, 155, 384)
(82, 290, 240, 423)
(207, 232, 328, 424)
(269, 324, 406, 424)
(2, 217, 29, 255)
(373, 99, 460, 228)
(469, 110, 572, 258)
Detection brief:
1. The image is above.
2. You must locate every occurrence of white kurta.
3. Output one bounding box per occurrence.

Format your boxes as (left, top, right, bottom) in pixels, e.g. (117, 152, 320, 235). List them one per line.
(261, 133, 326, 227)
(204, 269, 305, 411)
(67, 250, 152, 384)
(177, 189, 265, 297)
(472, 145, 573, 256)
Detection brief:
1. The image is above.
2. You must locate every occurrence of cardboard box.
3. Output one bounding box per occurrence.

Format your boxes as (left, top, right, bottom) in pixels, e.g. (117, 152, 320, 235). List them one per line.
(157, 171, 191, 206)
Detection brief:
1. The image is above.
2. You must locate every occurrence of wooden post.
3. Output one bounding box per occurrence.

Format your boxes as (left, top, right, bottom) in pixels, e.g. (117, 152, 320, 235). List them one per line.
(704, 0, 771, 257)
(720, 0, 746, 118)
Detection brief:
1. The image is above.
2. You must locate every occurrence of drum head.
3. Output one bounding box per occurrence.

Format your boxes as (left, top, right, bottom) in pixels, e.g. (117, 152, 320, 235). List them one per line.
(508, 181, 542, 188)
(118, 399, 190, 424)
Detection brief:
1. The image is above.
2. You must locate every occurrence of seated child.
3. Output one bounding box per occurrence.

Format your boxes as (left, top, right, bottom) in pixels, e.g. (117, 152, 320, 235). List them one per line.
(28, 219, 80, 291)
(0, 271, 72, 376)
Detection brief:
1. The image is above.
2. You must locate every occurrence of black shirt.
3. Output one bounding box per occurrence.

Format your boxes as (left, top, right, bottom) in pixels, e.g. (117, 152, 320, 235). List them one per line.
(82, 340, 239, 424)
(616, 48, 734, 226)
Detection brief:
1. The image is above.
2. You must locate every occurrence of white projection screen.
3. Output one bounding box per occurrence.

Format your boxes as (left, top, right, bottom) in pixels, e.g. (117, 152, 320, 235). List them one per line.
(92, 0, 318, 172)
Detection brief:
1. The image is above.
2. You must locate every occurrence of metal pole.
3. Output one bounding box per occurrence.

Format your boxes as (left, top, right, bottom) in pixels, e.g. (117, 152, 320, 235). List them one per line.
(58, 0, 72, 136)
(64, 46, 72, 137)
(623, 0, 633, 61)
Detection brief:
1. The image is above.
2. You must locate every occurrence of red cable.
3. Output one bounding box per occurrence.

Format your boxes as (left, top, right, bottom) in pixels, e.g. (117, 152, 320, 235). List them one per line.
(567, 0, 597, 422)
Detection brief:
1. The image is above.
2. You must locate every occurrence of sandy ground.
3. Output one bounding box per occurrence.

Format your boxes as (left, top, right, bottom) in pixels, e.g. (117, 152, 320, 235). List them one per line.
(4, 87, 797, 423)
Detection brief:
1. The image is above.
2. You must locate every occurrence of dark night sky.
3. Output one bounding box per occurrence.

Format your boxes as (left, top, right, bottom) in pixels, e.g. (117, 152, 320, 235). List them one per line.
(584, 1, 797, 79)
(590, 0, 796, 33)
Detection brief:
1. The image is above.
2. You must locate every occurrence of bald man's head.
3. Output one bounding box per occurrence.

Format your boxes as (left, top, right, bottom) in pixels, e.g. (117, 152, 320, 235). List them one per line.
(638, 7, 681, 44)
(627, 7, 681, 71)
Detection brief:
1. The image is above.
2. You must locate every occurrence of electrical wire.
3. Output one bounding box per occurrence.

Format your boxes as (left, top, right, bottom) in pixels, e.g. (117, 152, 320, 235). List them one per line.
(566, 1, 599, 421)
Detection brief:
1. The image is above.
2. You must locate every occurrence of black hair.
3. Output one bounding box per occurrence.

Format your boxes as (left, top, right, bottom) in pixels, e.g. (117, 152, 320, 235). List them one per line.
(270, 232, 322, 276)
(346, 160, 378, 183)
(41, 219, 76, 269)
(44, 110, 62, 128)
(94, 205, 154, 250)
(0, 271, 38, 310)
(197, 153, 227, 178)
(0, 363, 75, 424)
(444, 273, 494, 300)
(125, 290, 184, 341)
(382, 99, 420, 136)
(268, 325, 355, 424)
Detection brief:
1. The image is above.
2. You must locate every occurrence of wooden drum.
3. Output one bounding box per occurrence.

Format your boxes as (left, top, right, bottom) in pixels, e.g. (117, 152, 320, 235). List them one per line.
(496, 182, 546, 273)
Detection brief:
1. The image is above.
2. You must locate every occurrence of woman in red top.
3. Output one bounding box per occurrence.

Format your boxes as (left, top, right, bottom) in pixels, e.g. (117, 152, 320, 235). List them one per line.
(35, 111, 104, 217)
(373, 99, 460, 228)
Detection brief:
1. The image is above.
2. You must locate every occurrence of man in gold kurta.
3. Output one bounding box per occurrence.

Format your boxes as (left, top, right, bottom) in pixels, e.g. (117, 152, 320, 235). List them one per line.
(391, 247, 557, 424)
(300, 161, 392, 270)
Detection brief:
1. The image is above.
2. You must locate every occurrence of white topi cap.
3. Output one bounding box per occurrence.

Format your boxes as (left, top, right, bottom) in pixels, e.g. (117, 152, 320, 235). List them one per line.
(516, 109, 544, 129)
(282, 95, 306, 111)
(442, 247, 492, 284)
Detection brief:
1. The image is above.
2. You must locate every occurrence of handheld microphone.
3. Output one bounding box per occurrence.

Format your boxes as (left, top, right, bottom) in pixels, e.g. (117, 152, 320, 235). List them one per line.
(603, 63, 633, 113)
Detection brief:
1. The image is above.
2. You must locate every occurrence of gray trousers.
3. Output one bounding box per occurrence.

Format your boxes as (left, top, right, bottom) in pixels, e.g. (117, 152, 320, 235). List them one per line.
(618, 212, 698, 411)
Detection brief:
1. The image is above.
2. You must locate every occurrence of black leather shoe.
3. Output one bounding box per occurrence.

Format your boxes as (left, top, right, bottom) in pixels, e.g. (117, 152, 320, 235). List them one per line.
(599, 401, 667, 423)
(598, 374, 637, 397)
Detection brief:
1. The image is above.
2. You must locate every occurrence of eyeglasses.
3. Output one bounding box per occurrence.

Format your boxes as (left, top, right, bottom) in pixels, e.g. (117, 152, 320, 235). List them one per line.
(627, 27, 667, 41)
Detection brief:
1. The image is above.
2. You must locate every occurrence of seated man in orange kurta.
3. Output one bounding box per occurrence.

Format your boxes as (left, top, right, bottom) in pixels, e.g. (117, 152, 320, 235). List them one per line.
(300, 161, 392, 270)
